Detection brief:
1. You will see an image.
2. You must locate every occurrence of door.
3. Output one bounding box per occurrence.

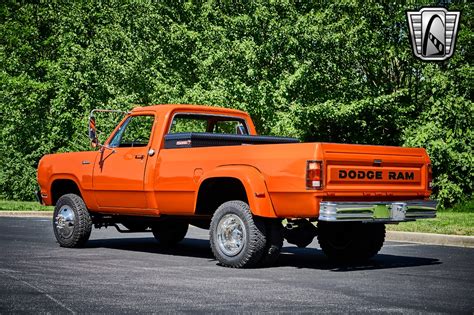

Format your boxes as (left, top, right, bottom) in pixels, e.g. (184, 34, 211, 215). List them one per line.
(93, 114, 155, 209)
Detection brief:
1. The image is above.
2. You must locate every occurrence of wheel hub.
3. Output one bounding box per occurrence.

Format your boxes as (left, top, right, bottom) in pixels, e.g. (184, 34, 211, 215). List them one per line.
(216, 214, 246, 256)
(55, 205, 75, 239)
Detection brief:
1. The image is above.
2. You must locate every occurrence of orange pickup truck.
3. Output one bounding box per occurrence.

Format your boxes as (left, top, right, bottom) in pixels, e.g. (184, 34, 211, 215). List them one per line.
(37, 104, 437, 268)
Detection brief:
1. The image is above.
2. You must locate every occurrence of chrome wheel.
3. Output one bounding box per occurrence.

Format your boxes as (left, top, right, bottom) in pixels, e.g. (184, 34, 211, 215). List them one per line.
(55, 205, 75, 239)
(216, 214, 246, 257)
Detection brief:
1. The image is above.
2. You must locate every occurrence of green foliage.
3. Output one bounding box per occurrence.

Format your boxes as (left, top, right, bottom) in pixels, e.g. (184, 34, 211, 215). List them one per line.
(448, 199, 474, 213)
(0, 1, 472, 207)
(386, 211, 474, 236)
(272, 90, 417, 145)
(0, 199, 52, 211)
(403, 95, 473, 208)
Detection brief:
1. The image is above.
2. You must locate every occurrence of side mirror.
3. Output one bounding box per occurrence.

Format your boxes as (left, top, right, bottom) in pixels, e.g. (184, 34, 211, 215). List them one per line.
(90, 137, 99, 148)
(89, 116, 99, 148)
(88, 108, 128, 150)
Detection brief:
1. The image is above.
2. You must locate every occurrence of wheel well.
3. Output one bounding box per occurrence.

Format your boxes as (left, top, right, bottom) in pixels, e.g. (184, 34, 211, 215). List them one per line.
(195, 177, 248, 216)
(51, 179, 82, 205)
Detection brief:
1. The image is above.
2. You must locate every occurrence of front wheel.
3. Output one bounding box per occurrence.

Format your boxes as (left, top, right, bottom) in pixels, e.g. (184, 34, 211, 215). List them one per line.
(53, 194, 92, 248)
(317, 222, 385, 263)
(210, 201, 267, 268)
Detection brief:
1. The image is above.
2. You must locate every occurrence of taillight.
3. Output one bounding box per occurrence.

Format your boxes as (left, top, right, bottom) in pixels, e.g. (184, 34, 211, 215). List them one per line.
(306, 160, 323, 189)
(427, 164, 433, 190)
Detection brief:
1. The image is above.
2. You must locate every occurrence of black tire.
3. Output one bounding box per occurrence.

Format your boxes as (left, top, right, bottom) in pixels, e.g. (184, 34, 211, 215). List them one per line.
(283, 219, 318, 249)
(53, 193, 92, 248)
(259, 220, 283, 266)
(210, 201, 267, 268)
(317, 222, 385, 263)
(152, 219, 188, 247)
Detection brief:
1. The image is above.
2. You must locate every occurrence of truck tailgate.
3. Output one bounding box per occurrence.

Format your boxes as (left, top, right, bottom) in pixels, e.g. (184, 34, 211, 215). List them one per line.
(321, 143, 429, 194)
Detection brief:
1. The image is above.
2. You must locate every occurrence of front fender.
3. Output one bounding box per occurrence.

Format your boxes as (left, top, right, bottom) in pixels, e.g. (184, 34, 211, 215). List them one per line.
(196, 165, 276, 218)
(41, 173, 82, 205)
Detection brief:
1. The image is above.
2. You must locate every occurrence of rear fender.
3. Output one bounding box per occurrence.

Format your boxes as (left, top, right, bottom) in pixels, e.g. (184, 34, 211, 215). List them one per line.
(196, 165, 276, 218)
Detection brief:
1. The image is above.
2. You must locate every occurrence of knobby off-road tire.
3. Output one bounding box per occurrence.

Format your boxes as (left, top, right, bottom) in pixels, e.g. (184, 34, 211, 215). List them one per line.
(53, 193, 92, 248)
(210, 201, 268, 268)
(152, 220, 188, 247)
(317, 222, 385, 263)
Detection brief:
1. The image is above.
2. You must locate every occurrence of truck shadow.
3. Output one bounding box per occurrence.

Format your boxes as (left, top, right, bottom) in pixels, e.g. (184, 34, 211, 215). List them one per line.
(85, 237, 441, 271)
(278, 246, 441, 271)
(86, 237, 213, 260)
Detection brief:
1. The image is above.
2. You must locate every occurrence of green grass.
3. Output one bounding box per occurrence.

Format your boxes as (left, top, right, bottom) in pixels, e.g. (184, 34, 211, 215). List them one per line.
(1, 199, 473, 236)
(445, 199, 474, 212)
(0, 200, 53, 211)
(386, 211, 474, 236)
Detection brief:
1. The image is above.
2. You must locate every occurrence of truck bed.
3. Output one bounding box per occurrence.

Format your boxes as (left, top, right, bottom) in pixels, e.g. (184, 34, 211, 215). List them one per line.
(164, 132, 299, 149)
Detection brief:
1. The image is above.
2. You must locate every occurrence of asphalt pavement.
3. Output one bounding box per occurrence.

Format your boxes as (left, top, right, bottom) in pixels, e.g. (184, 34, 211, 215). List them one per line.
(0, 217, 472, 313)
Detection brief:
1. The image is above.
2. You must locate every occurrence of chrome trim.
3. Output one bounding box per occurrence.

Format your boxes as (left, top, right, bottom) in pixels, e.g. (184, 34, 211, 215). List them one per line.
(89, 108, 129, 118)
(54, 205, 76, 239)
(406, 211, 436, 218)
(216, 214, 247, 257)
(319, 200, 437, 222)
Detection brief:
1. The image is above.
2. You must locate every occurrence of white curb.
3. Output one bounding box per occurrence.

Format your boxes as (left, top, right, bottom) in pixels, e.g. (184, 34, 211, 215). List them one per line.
(387, 231, 474, 248)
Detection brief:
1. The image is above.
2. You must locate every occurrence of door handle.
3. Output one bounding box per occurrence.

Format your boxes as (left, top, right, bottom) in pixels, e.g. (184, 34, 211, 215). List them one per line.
(135, 154, 144, 160)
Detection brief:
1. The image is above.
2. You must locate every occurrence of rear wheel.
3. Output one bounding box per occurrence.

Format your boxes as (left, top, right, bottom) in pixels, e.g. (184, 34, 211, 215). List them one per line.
(283, 219, 318, 248)
(210, 201, 267, 268)
(53, 194, 92, 248)
(317, 222, 385, 262)
(152, 220, 188, 247)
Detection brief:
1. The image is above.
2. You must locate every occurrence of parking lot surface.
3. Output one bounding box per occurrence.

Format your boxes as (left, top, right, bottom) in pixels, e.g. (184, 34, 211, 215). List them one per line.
(0, 217, 472, 313)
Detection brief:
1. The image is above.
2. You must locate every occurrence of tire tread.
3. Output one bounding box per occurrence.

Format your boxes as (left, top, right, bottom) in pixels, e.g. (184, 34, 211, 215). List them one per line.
(53, 193, 92, 248)
(210, 201, 267, 268)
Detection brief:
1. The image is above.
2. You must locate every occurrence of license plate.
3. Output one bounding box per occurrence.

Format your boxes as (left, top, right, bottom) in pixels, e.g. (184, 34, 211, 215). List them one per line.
(390, 203, 407, 220)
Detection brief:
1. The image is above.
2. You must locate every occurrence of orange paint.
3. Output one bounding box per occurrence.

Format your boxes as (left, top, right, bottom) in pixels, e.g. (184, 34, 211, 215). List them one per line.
(37, 104, 433, 218)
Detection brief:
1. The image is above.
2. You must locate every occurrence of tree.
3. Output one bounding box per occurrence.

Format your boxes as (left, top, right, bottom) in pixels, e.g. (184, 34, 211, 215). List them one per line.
(1, 1, 472, 207)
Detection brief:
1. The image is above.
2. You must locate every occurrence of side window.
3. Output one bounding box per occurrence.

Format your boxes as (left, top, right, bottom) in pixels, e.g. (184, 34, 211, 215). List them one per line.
(109, 115, 154, 148)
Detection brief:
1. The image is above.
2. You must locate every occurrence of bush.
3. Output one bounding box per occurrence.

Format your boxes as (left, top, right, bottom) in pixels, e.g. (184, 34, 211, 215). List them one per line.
(0, 2, 472, 208)
(272, 90, 416, 145)
(403, 96, 473, 208)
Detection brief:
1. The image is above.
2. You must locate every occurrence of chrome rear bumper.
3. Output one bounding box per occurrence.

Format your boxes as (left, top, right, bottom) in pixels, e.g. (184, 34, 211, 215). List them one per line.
(318, 200, 437, 222)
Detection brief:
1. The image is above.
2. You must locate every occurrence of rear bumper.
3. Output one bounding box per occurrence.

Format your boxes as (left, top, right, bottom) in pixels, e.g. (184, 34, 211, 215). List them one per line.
(318, 200, 437, 222)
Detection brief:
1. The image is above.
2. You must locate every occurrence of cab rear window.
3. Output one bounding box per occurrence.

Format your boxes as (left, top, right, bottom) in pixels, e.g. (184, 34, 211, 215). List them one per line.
(169, 114, 248, 135)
